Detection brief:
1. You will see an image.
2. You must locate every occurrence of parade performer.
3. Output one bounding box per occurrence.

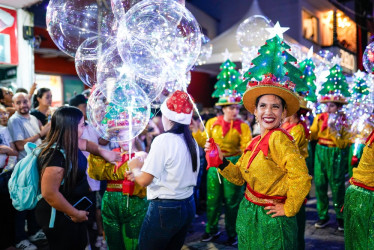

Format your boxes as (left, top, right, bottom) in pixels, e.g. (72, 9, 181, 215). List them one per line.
(206, 74, 311, 249)
(87, 138, 147, 250)
(282, 96, 311, 250)
(191, 90, 251, 244)
(128, 90, 200, 250)
(344, 130, 374, 250)
(310, 98, 350, 231)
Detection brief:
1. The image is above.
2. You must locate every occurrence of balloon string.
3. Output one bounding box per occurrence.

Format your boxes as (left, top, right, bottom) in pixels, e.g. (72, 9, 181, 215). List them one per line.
(184, 86, 221, 184)
(183, 86, 209, 139)
(128, 97, 134, 161)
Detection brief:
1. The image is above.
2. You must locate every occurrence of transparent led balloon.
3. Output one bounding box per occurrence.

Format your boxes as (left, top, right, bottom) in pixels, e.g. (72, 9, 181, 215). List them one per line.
(87, 81, 151, 142)
(75, 36, 111, 88)
(111, 0, 143, 20)
(196, 35, 213, 65)
(236, 15, 273, 48)
(164, 71, 191, 92)
(151, 88, 170, 109)
(363, 42, 374, 74)
(133, 76, 165, 102)
(46, 0, 115, 57)
(97, 39, 128, 85)
(117, 0, 201, 83)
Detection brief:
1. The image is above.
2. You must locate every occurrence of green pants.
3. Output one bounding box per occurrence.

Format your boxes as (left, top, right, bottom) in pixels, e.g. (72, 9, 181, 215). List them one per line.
(101, 192, 148, 250)
(348, 143, 365, 178)
(344, 185, 374, 250)
(305, 141, 316, 176)
(296, 204, 306, 250)
(205, 156, 243, 238)
(236, 198, 297, 249)
(314, 144, 345, 220)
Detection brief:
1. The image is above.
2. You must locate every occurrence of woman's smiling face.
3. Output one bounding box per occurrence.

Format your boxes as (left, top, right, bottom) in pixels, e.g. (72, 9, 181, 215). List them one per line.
(254, 94, 286, 134)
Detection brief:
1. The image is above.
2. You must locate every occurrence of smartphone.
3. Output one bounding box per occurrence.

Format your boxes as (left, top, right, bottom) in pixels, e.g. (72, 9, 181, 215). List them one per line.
(73, 196, 93, 211)
(65, 196, 92, 220)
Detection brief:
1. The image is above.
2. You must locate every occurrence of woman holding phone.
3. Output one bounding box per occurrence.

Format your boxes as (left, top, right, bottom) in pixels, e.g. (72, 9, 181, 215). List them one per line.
(35, 106, 120, 250)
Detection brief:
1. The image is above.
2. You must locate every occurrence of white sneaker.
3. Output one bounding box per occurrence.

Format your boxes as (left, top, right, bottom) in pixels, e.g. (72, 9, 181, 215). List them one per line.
(28, 229, 47, 242)
(15, 239, 37, 250)
(94, 236, 107, 249)
(95, 236, 103, 248)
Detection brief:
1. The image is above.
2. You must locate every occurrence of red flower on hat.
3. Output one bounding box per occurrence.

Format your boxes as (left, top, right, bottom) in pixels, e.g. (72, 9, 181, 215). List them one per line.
(166, 90, 193, 114)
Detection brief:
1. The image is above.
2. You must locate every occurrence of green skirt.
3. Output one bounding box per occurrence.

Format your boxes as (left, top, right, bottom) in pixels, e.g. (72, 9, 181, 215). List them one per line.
(236, 197, 297, 250)
(344, 185, 374, 250)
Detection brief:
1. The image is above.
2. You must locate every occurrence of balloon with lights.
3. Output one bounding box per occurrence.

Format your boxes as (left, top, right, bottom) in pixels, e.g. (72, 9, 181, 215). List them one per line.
(363, 42, 374, 74)
(196, 35, 213, 66)
(75, 36, 114, 88)
(87, 80, 151, 142)
(46, 0, 115, 57)
(47, 0, 203, 142)
(236, 15, 273, 48)
(116, 0, 201, 83)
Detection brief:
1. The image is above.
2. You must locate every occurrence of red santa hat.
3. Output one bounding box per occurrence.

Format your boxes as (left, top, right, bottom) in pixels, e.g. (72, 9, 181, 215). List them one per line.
(160, 90, 193, 125)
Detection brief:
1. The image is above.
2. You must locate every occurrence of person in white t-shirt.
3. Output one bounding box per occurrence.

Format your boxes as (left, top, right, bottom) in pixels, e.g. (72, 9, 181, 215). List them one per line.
(128, 90, 200, 250)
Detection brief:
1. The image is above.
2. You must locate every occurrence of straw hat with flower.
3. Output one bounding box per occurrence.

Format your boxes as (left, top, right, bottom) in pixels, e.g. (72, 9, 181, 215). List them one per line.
(243, 73, 300, 116)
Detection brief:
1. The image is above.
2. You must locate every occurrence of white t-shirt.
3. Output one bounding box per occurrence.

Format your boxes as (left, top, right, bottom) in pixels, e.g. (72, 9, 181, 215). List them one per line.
(142, 133, 200, 200)
(81, 124, 101, 191)
(0, 126, 13, 168)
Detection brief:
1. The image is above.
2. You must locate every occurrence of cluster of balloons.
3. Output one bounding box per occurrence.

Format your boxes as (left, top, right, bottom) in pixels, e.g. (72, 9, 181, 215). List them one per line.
(47, 0, 201, 142)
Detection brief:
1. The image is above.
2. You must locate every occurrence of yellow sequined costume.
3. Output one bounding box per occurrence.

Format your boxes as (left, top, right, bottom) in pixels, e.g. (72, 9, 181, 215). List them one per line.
(219, 129, 311, 249)
(219, 129, 311, 217)
(193, 116, 251, 238)
(282, 122, 309, 158)
(88, 153, 147, 250)
(345, 131, 374, 250)
(193, 116, 251, 156)
(310, 112, 350, 221)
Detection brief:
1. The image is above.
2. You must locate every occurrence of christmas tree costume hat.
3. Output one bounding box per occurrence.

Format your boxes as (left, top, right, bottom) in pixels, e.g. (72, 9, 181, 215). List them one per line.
(299, 47, 318, 102)
(351, 70, 370, 101)
(243, 24, 308, 96)
(213, 58, 246, 106)
(319, 64, 351, 104)
(348, 70, 371, 177)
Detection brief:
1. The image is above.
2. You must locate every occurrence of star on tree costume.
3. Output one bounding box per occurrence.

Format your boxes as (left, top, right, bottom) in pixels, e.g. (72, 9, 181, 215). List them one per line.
(216, 72, 311, 249)
(310, 64, 351, 222)
(344, 131, 374, 250)
(87, 150, 148, 250)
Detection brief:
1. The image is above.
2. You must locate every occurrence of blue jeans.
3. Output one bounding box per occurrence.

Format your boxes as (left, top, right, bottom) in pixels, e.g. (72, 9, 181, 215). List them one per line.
(139, 195, 196, 250)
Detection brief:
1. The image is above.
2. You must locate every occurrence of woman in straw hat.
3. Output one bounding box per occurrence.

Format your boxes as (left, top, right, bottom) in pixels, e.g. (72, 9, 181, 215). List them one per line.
(344, 130, 374, 250)
(281, 96, 311, 250)
(191, 89, 251, 245)
(206, 74, 311, 249)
